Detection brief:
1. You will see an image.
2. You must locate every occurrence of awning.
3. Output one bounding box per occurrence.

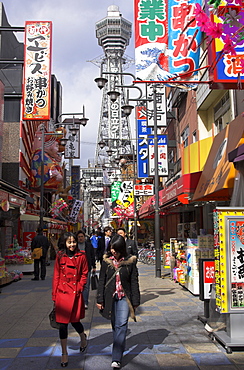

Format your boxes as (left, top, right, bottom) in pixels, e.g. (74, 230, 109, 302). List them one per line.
(20, 214, 67, 225)
(138, 172, 201, 218)
(193, 114, 244, 202)
(160, 172, 202, 208)
(138, 196, 155, 218)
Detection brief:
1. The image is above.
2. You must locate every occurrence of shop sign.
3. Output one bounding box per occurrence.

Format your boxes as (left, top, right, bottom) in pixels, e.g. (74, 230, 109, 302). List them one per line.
(215, 208, 244, 313)
(23, 232, 36, 249)
(71, 165, 80, 200)
(22, 21, 52, 120)
(64, 124, 80, 159)
(69, 200, 83, 224)
(209, 5, 244, 89)
(146, 85, 166, 127)
(199, 259, 215, 301)
(134, 0, 201, 84)
(9, 195, 26, 207)
(134, 184, 154, 196)
(163, 243, 171, 269)
(148, 135, 168, 176)
(117, 181, 134, 209)
(137, 107, 152, 178)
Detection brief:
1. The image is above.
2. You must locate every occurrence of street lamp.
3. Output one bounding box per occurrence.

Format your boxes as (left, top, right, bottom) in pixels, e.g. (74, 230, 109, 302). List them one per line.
(95, 71, 162, 278)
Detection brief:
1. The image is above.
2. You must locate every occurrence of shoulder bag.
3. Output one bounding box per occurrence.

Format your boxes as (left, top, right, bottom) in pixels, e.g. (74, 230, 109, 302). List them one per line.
(31, 247, 43, 259)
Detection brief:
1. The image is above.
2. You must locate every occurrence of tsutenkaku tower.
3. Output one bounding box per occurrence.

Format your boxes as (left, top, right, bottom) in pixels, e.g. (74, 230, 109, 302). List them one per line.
(94, 5, 133, 166)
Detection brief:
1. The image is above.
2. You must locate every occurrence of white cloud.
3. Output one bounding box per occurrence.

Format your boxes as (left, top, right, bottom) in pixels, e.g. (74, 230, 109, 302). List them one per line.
(3, 0, 135, 167)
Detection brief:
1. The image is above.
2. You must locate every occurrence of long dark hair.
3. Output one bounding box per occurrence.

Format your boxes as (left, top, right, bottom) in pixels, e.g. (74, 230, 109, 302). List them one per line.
(58, 232, 78, 253)
(107, 234, 127, 258)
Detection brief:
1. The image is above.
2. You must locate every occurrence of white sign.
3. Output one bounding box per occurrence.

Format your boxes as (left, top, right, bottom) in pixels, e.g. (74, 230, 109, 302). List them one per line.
(148, 135, 168, 176)
(134, 184, 154, 196)
(69, 200, 83, 224)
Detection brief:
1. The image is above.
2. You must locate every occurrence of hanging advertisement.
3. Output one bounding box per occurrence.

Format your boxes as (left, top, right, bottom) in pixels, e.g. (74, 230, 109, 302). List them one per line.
(64, 123, 80, 159)
(208, 5, 244, 89)
(71, 165, 80, 200)
(22, 21, 52, 120)
(134, 0, 201, 85)
(69, 200, 83, 224)
(215, 208, 244, 313)
(148, 135, 168, 176)
(137, 106, 152, 178)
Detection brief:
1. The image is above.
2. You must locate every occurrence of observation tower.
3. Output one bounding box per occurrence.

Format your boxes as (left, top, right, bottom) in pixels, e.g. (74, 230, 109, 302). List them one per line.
(94, 5, 133, 166)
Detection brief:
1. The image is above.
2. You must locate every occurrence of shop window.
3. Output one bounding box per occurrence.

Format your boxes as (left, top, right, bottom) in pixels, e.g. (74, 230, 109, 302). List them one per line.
(181, 126, 189, 148)
(213, 92, 230, 135)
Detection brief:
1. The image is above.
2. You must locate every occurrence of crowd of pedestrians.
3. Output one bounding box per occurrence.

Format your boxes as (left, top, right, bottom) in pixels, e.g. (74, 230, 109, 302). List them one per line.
(30, 225, 139, 369)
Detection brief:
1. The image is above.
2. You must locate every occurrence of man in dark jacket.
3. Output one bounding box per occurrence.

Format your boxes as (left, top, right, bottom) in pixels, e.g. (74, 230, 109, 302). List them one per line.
(117, 227, 138, 257)
(96, 226, 112, 265)
(31, 227, 50, 280)
(77, 230, 96, 308)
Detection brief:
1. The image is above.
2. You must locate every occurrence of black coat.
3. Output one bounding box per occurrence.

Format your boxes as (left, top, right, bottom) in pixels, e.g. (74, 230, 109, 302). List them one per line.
(125, 238, 138, 257)
(96, 236, 111, 261)
(97, 254, 140, 321)
(31, 233, 50, 258)
(85, 240, 96, 271)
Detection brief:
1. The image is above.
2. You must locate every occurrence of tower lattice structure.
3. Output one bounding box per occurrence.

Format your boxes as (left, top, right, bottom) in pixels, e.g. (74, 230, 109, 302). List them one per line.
(94, 5, 133, 166)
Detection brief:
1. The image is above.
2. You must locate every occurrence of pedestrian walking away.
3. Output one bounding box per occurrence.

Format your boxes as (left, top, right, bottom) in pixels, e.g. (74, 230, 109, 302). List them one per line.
(76, 229, 96, 309)
(52, 232, 89, 367)
(96, 226, 112, 265)
(31, 227, 50, 280)
(97, 234, 140, 369)
(117, 227, 139, 258)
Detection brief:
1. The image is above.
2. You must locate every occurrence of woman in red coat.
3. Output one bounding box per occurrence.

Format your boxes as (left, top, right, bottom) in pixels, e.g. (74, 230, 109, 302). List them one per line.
(52, 232, 88, 367)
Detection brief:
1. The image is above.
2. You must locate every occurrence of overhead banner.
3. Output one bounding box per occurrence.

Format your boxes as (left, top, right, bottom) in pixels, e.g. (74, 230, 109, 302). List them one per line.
(22, 21, 52, 120)
(134, 0, 201, 85)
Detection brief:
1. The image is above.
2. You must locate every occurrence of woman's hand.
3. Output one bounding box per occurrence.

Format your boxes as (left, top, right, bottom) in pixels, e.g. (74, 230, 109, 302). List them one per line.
(96, 303, 104, 310)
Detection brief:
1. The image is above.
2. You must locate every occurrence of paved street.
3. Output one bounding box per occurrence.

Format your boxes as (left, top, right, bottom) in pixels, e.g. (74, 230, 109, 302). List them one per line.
(0, 262, 244, 370)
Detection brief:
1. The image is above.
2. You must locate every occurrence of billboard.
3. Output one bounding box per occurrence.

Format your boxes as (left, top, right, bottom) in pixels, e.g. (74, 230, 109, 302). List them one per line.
(214, 208, 244, 313)
(208, 5, 244, 89)
(134, 0, 201, 84)
(22, 21, 52, 120)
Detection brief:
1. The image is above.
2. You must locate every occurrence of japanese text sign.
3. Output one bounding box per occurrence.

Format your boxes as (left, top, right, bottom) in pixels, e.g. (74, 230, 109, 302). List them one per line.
(134, 183, 154, 196)
(215, 208, 244, 313)
(71, 165, 80, 200)
(134, 0, 201, 84)
(148, 135, 168, 176)
(69, 200, 83, 224)
(64, 125, 80, 159)
(209, 6, 244, 89)
(199, 259, 215, 301)
(22, 21, 52, 120)
(137, 106, 152, 178)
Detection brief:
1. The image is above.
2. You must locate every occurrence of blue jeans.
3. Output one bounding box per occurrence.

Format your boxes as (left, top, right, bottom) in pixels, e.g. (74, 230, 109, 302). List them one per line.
(111, 296, 130, 363)
(82, 270, 91, 306)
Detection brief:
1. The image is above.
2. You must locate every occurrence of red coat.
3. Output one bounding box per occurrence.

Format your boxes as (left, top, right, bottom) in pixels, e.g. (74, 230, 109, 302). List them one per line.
(52, 250, 88, 323)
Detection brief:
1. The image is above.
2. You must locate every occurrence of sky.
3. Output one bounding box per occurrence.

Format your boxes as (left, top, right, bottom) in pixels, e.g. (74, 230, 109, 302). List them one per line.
(2, 0, 136, 168)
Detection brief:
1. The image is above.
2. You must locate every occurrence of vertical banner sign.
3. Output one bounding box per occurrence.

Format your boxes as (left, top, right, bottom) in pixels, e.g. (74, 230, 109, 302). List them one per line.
(148, 135, 168, 176)
(137, 106, 152, 178)
(134, 0, 201, 85)
(65, 125, 80, 159)
(69, 200, 83, 224)
(146, 85, 167, 127)
(22, 21, 52, 120)
(71, 165, 80, 200)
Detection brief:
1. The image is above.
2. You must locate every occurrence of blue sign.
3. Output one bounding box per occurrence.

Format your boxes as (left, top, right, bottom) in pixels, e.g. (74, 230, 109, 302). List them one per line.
(137, 119, 152, 178)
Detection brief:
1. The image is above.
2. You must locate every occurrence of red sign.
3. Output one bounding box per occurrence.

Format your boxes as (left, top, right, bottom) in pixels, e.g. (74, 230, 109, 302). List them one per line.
(23, 232, 35, 249)
(204, 260, 215, 284)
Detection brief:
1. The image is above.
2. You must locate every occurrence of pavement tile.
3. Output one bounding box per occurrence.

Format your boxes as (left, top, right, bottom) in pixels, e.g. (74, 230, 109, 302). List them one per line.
(5, 356, 49, 370)
(0, 359, 14, 370)
(18, 346, 54, 357)
(191, 352, 233, 366)
(184, 342, 221, 353)
(26, 337, 57, 347)
(156, 353, 197, 367)
(0, 347, 21, 358)
(0, 338, 28, 348)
